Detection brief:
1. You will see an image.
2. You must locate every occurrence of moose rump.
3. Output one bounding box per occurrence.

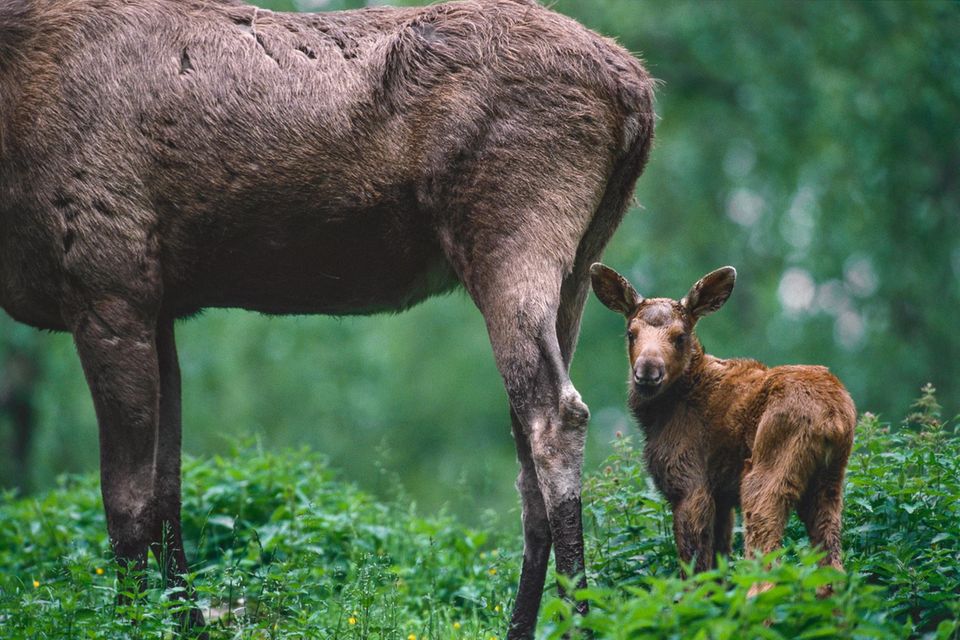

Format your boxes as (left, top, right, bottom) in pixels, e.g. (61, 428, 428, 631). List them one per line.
(0, 0, 655, 637)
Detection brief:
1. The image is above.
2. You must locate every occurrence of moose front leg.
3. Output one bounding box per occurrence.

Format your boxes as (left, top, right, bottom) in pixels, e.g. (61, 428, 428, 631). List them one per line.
(68, 297, 163, 586)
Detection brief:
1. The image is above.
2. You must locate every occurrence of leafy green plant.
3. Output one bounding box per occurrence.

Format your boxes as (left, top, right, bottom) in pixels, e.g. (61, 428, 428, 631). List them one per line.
(544, 385, 960, 639)
(1, 388, 957, 638)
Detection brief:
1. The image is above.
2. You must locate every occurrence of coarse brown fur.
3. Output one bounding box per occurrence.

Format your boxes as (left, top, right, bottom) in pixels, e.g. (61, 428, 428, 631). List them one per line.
(0, 0, 655, 636)
(591, 264, 856, 594)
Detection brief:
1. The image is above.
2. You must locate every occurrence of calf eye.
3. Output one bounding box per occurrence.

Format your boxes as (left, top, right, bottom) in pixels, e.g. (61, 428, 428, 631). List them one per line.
(674, 334, 686, 348)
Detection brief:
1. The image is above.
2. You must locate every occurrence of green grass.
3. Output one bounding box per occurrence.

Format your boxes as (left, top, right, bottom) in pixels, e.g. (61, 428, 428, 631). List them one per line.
(1, 386, 958, 639)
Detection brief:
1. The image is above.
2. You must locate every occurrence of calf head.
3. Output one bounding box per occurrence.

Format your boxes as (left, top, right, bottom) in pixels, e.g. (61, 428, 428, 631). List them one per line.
(590, 264, 736, 401)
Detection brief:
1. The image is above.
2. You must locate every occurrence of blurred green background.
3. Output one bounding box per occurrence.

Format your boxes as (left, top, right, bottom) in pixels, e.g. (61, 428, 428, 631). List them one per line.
(1, 0, 957, 522)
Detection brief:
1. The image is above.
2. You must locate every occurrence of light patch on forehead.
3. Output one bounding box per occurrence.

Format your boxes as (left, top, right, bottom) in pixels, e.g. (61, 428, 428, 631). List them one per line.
(634, 299, 682, 327)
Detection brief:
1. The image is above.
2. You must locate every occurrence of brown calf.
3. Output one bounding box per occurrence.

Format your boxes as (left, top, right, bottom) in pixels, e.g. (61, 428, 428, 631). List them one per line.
(0, 0, 656, 636)
(590, 264, 856, 589)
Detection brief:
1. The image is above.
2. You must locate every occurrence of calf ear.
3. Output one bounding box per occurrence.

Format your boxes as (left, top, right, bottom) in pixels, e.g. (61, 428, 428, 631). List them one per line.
(590, 263, 642, 315)
(682, 266, 736, 321)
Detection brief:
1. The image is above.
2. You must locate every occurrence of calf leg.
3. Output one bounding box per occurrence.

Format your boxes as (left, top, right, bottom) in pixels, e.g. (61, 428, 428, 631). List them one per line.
(798, 457, 849, 597)
(741, 422, 822, 596)
(672, 487, 717, 574)
(740, 468, 791, 597)
(713, 503, 735, 559)
(741, 467, 794, 559)
(742, 412, 822, 555)
(799, 475, 845, 572)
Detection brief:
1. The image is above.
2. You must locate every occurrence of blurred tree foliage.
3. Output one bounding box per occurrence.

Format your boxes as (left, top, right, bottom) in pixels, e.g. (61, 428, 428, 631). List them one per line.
(1, 0, 956, 520)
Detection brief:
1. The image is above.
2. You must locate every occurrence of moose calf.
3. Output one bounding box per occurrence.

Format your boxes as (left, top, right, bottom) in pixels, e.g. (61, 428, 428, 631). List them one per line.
(590, 264, 856, 590)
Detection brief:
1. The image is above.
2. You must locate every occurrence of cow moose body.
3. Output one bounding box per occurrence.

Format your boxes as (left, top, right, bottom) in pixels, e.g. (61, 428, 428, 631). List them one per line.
(590, 264, 856, 593)
(0, 0, 655, 635)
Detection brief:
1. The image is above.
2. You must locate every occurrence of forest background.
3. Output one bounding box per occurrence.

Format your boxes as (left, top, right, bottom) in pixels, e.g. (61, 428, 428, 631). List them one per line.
(1, 0, 957, 523)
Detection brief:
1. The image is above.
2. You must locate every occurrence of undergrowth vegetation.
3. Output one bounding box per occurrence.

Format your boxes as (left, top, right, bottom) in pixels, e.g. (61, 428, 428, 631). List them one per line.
(1, 387, 957, 639)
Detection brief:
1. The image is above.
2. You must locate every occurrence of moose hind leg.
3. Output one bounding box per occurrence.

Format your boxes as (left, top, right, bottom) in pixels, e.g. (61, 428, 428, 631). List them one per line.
(508, 408, 553, 637)
(154, 319, 206, 628)
(457, 255, 591, 638)
(440, 135, 611, 636)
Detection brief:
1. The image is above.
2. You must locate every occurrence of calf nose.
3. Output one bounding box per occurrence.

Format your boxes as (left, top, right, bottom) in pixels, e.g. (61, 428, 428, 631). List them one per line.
(634, 358, 665, 386)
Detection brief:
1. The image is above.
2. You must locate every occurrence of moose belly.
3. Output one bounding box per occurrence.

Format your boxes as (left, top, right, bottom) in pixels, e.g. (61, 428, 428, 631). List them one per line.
(166, 204, 459, 317)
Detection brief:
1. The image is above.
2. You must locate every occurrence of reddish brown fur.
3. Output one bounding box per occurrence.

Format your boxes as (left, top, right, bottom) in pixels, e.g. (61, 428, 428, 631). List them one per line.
(0, 1, 656, 636)
(591, 264, 856, 590)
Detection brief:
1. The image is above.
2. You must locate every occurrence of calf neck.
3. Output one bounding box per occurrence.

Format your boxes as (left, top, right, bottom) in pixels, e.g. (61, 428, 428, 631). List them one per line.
(0, 1, 656, 636)
(591, 264, 856, 588)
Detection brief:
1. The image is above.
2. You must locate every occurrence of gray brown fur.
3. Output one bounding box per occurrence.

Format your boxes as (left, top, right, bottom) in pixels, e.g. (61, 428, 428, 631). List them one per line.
(591, 264, 855, 594)
(0, 0, 655, 636)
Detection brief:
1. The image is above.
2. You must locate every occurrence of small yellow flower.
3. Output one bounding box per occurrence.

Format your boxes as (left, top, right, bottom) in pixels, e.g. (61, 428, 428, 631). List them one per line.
(95, 567, 104, 576)
(488, 567, 497, 576)
(453, 622, 461, 630)
(348, 617, 357, 625)
(494, 604, 501, 613)
(32, 580, 40, 588)
(408, 634, 417, 640)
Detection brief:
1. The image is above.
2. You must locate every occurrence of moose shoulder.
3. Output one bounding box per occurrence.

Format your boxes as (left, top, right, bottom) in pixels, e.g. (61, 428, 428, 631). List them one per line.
(0, 1, 655, 637)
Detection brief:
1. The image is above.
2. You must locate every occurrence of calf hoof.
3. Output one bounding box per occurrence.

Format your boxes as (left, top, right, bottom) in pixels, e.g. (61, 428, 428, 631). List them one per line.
(747, 581, 774, 598)
(815, 583, 834, 599)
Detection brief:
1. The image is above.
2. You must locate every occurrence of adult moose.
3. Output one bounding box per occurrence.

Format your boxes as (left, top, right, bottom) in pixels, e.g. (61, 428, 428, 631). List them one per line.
(0, 0, 654, 635)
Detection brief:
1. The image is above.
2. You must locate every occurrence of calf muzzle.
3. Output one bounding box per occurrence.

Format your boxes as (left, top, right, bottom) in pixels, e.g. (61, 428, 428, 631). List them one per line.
(633, 357, 665, 390)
